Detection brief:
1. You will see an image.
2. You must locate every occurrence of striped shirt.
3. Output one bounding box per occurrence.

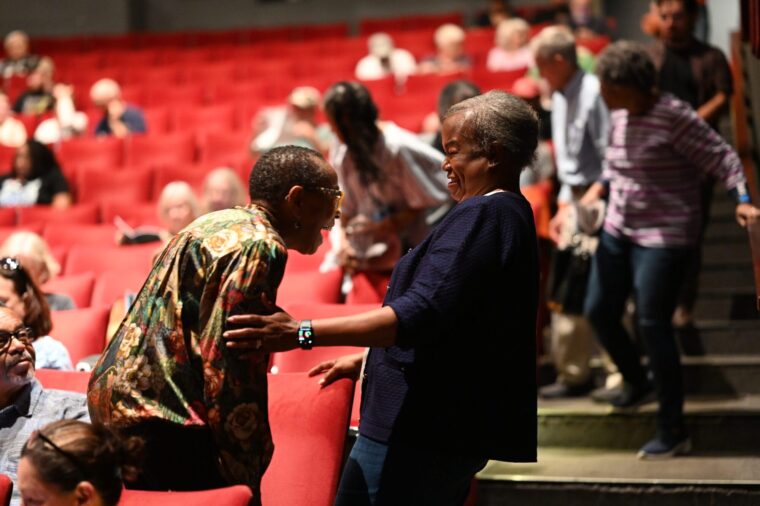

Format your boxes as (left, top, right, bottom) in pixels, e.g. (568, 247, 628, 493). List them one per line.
(603, 94, 747, 247)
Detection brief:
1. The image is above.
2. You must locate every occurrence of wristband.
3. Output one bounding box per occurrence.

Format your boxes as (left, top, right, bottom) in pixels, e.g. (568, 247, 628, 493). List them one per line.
(297, 320, 314, 350)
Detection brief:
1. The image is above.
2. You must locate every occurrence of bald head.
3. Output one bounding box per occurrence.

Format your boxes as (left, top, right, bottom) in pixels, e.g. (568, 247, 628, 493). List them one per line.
(4, 31, 29, 61)
(90, 78, 121, 108)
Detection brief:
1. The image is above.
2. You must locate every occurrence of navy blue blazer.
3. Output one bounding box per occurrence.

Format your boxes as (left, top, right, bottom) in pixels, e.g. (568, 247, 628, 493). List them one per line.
(360, 191, 538, 462)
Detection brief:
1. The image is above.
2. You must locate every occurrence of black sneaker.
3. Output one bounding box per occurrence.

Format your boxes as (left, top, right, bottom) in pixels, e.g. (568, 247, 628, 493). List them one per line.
(593, 381, 654, 409)
(539, 380, 594, 399)
(637, 432, 692, 460)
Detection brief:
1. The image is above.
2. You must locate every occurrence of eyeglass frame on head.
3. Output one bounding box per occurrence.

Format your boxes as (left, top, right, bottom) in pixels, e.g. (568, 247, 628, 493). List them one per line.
(0, 325, 36, 352)
(307, 186, 344, 214)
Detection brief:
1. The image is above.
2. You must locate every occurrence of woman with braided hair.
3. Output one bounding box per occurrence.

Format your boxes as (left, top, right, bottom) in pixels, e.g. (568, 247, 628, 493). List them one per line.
(323, 81, 449, 303)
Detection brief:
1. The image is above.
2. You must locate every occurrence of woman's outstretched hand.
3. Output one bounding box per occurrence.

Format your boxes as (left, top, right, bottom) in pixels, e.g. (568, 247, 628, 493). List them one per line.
(308, 352, 366, 387)
(224, 311, 300, 353)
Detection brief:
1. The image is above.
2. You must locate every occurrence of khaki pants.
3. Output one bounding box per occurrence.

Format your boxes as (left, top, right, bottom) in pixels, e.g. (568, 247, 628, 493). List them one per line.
(550, 312, 595, 386)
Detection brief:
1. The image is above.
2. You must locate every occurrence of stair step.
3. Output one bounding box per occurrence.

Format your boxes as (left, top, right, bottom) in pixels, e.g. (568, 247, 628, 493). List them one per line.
(701, 239, 752, 264)
(537, 394, 760, 452)
(693, 290, 759, 320)
(677, 320, 760, 355)
(698, 264, 755, 291)
(476, 449, 760, 506)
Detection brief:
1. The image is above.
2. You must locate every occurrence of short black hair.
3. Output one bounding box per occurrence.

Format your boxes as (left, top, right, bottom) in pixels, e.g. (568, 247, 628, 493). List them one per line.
(595, 40, 657, 92)
(248, 145, 331, 203)
(437, 80, 481, 119)
(656, 0, 699, 15)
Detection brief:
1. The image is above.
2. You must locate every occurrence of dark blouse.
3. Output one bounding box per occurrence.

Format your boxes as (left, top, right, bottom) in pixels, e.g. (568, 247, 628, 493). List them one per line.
(361, 191, 539, 462)
(0, 169, 69, 206)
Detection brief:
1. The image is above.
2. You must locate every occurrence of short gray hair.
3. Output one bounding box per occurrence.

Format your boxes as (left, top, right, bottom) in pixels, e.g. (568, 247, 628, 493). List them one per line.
(595, 40, 657, 92)
(530, 25, 577, 63)
(445, 90, 538, 173)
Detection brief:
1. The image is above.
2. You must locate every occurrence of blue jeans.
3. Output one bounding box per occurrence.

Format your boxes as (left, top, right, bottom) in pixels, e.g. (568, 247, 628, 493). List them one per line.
(334, 435, 487, 506)
(585, 232, 691, 432)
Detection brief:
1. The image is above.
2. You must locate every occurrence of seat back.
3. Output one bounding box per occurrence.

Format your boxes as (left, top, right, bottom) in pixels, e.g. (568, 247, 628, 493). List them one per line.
(119, 485, 252, 506)
(35, 369, 91, 393)
(64, 244, 156, 276)
(0, 474, 12, 506)
(91, 269, 148, 308)
(43, 272, 97, 309)
(276, 269, 343, 306)
(262, 373, 354, 506)
(50, 306, 110, 363)
(17, 204, 100, 226)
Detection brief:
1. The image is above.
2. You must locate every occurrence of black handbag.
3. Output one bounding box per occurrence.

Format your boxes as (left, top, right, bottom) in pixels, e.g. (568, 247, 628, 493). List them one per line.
(547, 237, 593, 316)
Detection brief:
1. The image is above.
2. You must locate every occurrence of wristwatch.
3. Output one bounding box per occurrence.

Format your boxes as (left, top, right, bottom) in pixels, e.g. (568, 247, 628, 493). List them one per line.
(297, 320, 314, 350)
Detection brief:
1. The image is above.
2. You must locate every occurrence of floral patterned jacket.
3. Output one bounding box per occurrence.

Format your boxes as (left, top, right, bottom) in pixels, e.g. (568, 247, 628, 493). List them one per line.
(88, 205, 287, 493)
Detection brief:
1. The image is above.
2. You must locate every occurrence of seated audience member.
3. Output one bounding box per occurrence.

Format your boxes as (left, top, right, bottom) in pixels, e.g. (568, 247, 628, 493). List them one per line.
(487, 18, 534, 72)
(250, 86, 327, 154)
(0, 30, 40, 80)
(418, 24, 472, 75)
(0, 256, 73, 370)
(0, 305, 89, 506)
(0, 140, 72, 208)
(12, 57, 54, 116)
(583, 41, 757, 459)
(202, 167, 247, 214)
(88, 146, 342, 501)
(568, 0, 610, 38)
(475, 0, 514, 27)
(0, 231, 75, 310)
(0, 90, 26, 148)
(34, 83, 88, 144)
(422, 79, 481, 153)
(19, 420, 142, 506)
(355, 32, 417, 83)
(90, 78, 146, 137)
(116, 181, 200, 245)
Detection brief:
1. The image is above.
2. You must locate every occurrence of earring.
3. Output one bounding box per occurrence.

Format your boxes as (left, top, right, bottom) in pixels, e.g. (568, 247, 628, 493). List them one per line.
(293, 220, 301, 230)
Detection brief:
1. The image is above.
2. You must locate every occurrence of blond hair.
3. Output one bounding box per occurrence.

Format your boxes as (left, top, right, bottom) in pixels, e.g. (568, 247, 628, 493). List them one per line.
(0, 231, 60, 284)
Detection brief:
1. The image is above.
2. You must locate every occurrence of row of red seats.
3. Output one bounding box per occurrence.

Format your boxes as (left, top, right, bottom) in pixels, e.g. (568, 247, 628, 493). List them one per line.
(28, 370, 355, 506)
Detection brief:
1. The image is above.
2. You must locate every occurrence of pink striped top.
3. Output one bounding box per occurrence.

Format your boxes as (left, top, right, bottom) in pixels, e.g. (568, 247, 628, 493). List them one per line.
(603, 94, 747, 247)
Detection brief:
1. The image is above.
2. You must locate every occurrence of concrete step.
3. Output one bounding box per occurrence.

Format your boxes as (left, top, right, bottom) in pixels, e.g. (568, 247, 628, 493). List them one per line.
(476, 448, 760, 506)
(698, 263, 755, 291)
(701, 238, 752, 264)
(693, 289, 759, 320)
(540, 353, 760, 395)
(677, 320, 760, 356)
(536, 395, 760, 452)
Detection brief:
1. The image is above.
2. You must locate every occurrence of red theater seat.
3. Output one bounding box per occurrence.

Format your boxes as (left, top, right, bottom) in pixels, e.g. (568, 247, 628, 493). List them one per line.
(198, 131, 253, 167)
(64, 244, 156, 276)
(43, 272, 97, 309)
(50, 306, 110, 363)
(43, 224, 117, 249)
(76, 167, 153, 204)
(17, 203, 99, 226)
(0, 208, 15, 226)
(262, 373, 354, 506)
(119, 486, 252, 506)
(91, 269, 148, 308)
(0, 474, 12, 506)
(152, 165, 208, 199)
(100, 201, 161, 228)
(125, 133, 197, 168)
(35, 369, 91, 393)
(56, 137, 124, 170)
(0, 225, 43, 245)
(277, 268, 343, 305)
(0, 145, 16, 173)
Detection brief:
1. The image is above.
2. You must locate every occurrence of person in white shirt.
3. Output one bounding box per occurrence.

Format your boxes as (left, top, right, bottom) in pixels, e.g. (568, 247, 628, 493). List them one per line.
(354, 32, 417, 84)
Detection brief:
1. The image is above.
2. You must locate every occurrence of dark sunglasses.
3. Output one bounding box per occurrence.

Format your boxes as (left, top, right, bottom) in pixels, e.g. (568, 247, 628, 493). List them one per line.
(0, 326, 36, 351)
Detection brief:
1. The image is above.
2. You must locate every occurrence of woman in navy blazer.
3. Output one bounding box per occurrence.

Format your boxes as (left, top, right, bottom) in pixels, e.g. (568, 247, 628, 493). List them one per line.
(225, 90, 540, 506)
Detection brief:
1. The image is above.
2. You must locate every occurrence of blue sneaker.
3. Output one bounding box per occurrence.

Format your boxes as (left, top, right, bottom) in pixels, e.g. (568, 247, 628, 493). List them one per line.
(637, 432, 692, 460)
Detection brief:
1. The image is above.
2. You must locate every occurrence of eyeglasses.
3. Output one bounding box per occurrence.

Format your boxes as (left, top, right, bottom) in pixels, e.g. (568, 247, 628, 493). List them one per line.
(32, 431, 89, 478)
(0, 326, 36, 351)
(309, 186, 344, 214)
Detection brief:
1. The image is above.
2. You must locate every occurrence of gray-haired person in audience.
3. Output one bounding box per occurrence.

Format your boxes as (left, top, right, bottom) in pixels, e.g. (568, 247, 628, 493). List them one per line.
(0, 306, 89, 506)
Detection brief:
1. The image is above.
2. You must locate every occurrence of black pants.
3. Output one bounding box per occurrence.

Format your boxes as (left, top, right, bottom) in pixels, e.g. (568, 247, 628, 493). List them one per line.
(120, 419, 227, 492)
